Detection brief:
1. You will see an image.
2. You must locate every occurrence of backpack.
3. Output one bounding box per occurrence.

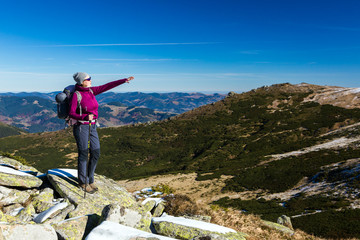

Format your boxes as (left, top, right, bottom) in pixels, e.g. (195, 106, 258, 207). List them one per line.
(55, 85, 93, 120)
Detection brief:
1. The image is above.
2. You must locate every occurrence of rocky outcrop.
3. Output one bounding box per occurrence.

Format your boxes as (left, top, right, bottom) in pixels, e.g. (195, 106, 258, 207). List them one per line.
(0, 224, 58, 239)
(0, 156, 251, 239)
(86, 221, 176, 240)
(0, 166, 42, 188)
(152, 214, 247, 240)
(47, 168, 138, 218)
(100, 203, 152, 232)
(262, 220, 294, 236)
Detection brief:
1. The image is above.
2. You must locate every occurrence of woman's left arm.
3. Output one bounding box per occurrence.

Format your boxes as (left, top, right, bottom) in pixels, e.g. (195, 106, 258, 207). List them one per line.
(91, 77, 134, 96)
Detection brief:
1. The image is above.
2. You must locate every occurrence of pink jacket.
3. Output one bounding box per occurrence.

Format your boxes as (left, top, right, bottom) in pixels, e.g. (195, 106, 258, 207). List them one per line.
(68, 79, 128, 122)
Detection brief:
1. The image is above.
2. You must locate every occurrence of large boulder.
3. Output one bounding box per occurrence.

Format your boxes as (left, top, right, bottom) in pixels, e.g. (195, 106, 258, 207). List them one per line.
(33, 201, 69, 224)
(46, 169, 138, 217)
(261, 220, 294, 236)
(86, 221, 176, 240)
(0, 156, 39, 173)
(53, 214, 100, 240)
(0, 223, 57, 239)
(0, 186, 31, 206)
(152, 214, 247, 240)
(100, 203, 152, 232)
(32, 188, 55, 213)
(0, 166, 42, 188)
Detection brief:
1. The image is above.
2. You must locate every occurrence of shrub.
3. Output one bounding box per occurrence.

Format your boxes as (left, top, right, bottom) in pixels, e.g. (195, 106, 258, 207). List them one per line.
(151, 183, 175, 195)
(0, 151, 30, 166)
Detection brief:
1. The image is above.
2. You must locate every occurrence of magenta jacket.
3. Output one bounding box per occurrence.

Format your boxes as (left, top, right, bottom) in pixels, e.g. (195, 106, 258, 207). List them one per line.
(69, 79, 128, 123)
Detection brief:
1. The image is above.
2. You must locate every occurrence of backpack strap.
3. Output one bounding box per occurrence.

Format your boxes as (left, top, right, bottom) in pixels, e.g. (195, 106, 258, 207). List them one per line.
(74, 89, 93, 116)
(75, 91, 82, 116)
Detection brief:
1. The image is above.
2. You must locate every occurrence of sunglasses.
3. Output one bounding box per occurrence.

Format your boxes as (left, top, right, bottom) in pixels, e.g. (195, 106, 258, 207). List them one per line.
(84, 77, 91, 81)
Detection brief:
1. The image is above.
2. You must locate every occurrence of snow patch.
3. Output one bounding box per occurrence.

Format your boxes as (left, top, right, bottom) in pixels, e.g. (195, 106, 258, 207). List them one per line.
(270, 137, 360, 160)
(152, 213, 237, 234)
(0, 166, 34, 176)
(85, 221, 176, 240)
(47, 168, 78, 178)
(33, 201, 68, 223)
(142, 197, 164, 206)
(349, 88, 360, 94)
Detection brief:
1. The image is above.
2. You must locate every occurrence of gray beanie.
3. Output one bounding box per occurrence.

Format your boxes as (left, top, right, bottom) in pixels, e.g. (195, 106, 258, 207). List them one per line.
(73, 72, 90, 85)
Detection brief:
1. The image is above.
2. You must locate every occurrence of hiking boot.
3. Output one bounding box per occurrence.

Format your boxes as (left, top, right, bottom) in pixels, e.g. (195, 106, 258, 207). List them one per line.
(80, 184, 96, 194)
(90, 183, 98, 191)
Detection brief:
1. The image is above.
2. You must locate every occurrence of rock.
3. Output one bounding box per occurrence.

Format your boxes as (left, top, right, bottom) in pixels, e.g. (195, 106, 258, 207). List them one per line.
(152, 214, 247, 240)
(32, 188, 54, 213)
(277, 215, 293, 230)
(142, 199, 157, 212)
(152, 202, 165, 217)
(182, 215, 211, 223)
(261, 220, 295, 236)
(0, 166, 42, 188)
(3, 203, 23, 216)
(0, 186, 30, 206)
(0, 223, 57, 239)
(33, 201, 68, 224)
(0, 156, 39, 173)
(227, 91, 236, 97)
(45, 203, 75, 224)
(47, 168, 137, 217)
(17, 203, 35, 222)
(86, 221, 176, 240)
(53, 214, 100, 240)
(100, 203, 152, 232)
(0, 210, 7, 222)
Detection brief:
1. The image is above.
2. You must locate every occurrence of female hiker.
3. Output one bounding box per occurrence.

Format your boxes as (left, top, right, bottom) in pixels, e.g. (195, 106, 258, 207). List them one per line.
(69, 72, 134, 193)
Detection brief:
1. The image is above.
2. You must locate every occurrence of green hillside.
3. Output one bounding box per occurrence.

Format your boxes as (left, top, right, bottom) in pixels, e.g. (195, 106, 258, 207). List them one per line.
(0, 122, 26, 138)
(1, 83, 360, 238)
(1, 83, 360, 183)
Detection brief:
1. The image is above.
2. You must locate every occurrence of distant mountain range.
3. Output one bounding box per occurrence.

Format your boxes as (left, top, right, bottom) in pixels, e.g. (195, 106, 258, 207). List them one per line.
(0, 92, 225, 133)
(1, 83, 360, 238)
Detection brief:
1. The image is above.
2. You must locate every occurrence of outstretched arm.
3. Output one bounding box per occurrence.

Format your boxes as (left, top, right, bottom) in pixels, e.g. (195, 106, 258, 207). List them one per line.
(91, 77, 134, 95)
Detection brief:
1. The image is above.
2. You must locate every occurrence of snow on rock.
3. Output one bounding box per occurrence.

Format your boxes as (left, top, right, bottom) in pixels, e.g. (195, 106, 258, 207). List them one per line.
(0, 166, 43, 188)
(152, 213, 237, 234)
(47, 168, 78, 178)
(270, 137, 360, 160)
(152, 213, 246, 240)
(85, 221, 176, 240)
(33, 201, 68, 223)
(142, 197, 164, 206)
(0, 166, 34, 176)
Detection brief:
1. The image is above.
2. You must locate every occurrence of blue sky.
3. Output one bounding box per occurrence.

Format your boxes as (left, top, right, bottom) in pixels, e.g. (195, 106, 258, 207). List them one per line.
(0, 0, 359, 93)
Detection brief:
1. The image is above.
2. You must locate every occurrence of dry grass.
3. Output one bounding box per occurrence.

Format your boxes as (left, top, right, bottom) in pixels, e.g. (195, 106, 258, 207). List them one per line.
(119, 174, 357, 240)
(163, 194, 323, 240)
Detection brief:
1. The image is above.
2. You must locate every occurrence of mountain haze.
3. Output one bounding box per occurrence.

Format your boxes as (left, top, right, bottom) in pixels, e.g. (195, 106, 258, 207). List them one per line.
(0, 92, 224, 133)
(1, 83, 360, 238)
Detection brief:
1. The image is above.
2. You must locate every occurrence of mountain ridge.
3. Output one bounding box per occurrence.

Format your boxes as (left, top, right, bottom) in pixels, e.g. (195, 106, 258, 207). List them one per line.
(0, 92, 224, 133)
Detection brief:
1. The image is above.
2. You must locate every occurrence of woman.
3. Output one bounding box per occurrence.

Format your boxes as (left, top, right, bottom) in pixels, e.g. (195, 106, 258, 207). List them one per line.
(69, 72, 134, 193)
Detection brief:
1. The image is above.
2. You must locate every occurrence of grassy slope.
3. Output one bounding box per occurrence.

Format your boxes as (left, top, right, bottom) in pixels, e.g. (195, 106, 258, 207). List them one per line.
(0, 122, 26, 138)
(2, 84, 360, 184)
(1, 83, 360, 238)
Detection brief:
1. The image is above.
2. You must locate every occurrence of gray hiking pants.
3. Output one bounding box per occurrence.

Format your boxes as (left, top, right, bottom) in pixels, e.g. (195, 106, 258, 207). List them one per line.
(73, 123, 100, 185)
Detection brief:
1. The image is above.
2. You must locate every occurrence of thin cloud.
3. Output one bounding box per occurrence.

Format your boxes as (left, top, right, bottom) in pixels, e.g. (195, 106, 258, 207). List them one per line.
(42, 42, 221, 47)
(88, 58, 182, 62)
